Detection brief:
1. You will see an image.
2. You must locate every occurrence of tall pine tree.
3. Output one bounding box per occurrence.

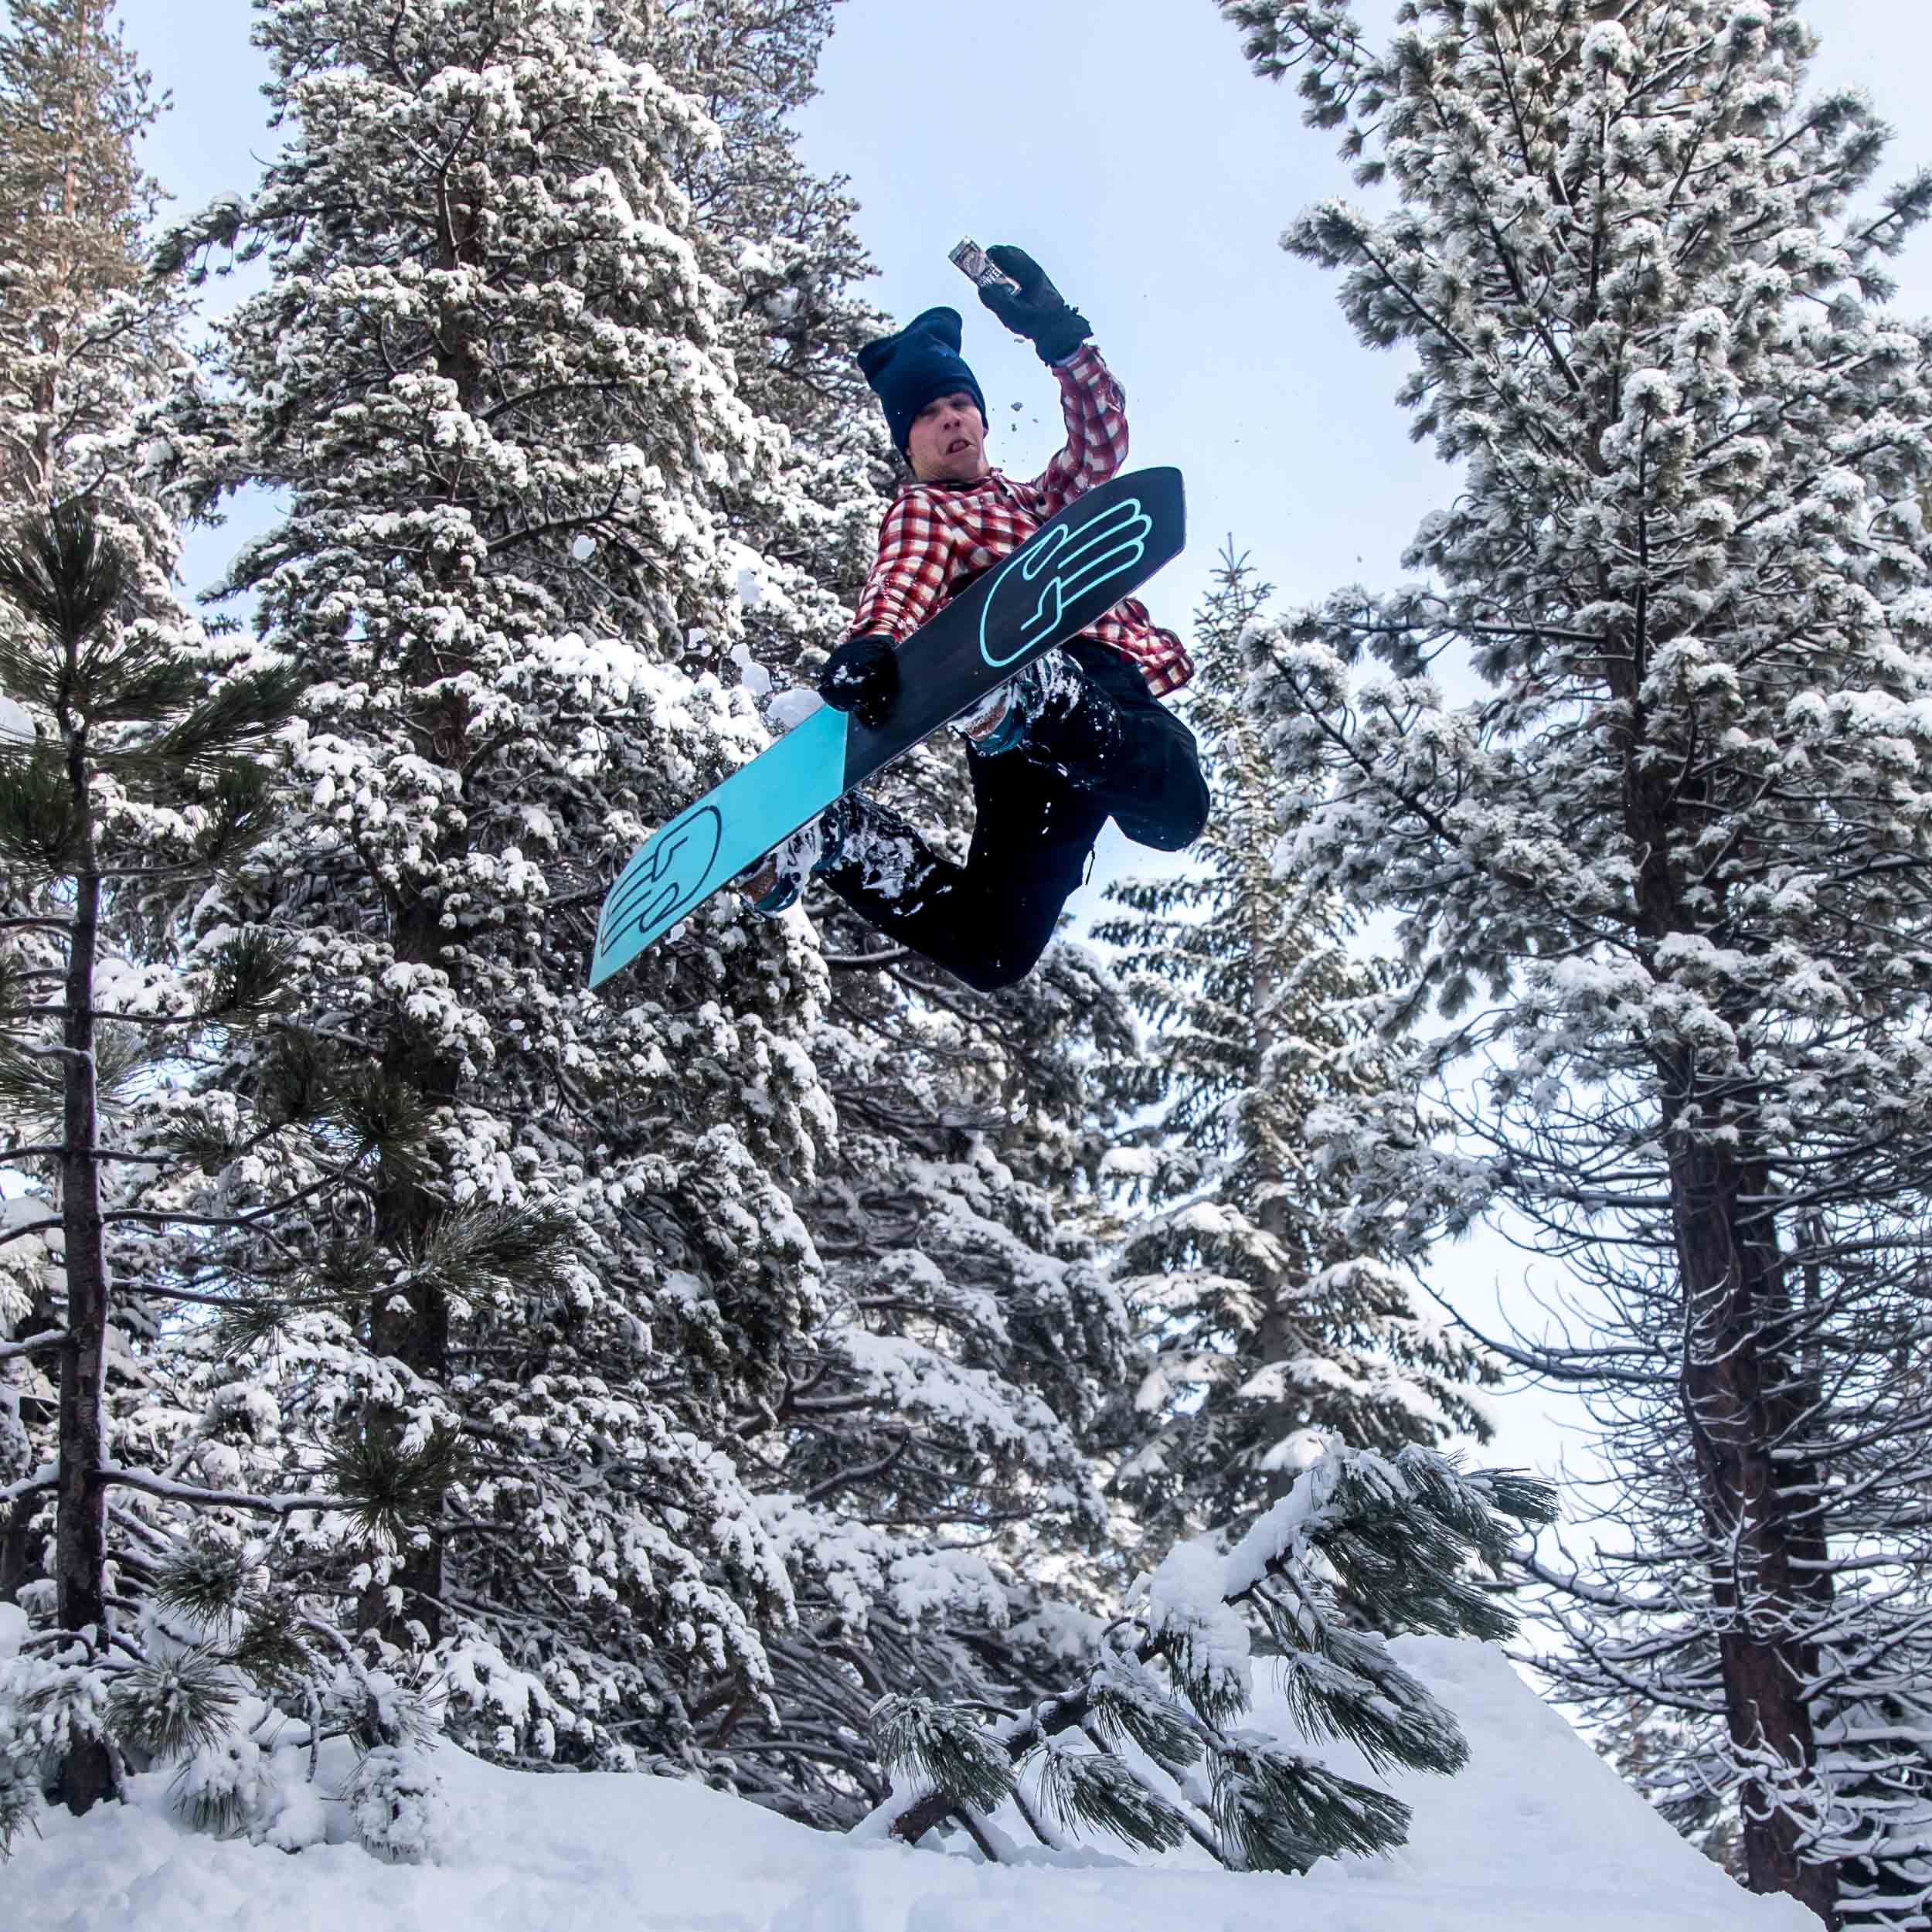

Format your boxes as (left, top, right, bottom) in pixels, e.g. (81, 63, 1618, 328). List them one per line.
(0, 0, 289, 1834)
(1221, 2, 1932, 1918)
(0, 503, 457, 1848)
(1096, 548, 1495, 1550)
(157, 0, 839, 1773)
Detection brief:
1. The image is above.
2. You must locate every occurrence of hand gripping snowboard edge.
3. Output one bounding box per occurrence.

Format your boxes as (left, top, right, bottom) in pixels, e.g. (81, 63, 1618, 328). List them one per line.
(589, 465, 1185, 988)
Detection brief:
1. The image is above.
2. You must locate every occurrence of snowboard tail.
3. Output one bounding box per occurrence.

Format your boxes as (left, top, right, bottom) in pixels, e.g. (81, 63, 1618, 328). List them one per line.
(593, 705, 850, 963)
(590, 467, 1184, 987)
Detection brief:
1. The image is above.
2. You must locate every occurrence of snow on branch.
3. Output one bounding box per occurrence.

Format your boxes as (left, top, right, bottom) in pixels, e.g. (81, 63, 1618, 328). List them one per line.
(860, 1437, 1554, 1868)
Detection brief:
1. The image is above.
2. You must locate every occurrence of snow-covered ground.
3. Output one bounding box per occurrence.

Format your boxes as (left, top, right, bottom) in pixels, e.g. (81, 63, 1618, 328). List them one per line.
(10, 1637, 1811, 1931)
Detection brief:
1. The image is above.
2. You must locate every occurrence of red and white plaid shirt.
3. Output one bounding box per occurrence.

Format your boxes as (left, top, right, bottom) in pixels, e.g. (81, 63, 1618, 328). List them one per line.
(850, 345, 1193, 698)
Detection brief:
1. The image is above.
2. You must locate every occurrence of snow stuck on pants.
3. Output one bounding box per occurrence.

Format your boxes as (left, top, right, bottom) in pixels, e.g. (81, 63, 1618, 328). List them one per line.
(9, 1638, 1815, 1931)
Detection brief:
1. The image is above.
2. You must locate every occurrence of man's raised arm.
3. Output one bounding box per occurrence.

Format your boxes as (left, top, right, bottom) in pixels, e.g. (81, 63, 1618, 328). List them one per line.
(973, 246, 1124, 515)
(1030, 343, 1130, 518)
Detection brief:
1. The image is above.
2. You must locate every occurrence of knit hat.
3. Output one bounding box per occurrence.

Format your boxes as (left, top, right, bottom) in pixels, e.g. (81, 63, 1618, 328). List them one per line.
(856, 307, 988, 456)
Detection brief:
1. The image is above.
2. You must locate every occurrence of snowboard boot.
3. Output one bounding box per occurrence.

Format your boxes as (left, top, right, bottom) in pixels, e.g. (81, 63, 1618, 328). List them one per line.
(739, 793, 856, 916)
(952, 647, 1089, 756)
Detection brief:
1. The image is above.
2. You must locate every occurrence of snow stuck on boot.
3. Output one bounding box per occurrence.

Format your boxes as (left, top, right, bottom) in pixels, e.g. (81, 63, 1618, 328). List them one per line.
(959, 648, 1087, 757)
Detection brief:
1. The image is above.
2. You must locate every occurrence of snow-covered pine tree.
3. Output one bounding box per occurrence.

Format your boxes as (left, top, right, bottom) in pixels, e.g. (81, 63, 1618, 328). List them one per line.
(655, 0, 883, 451)
(1219, 1, 1932, 1920)
(650, 0, 889, 684)
(0, 0, 321, 1835)
(0, 0, 179, 1619)
(155, 0, 843, 1774)
(864, 1435, 1553, 1869)
(0, 501, 454, 1845)
(718, 957, 1145, 1825)
(1095, 547, 1495, 1551)
(0, 0, 147, 499)
(0, 0, 189, 584)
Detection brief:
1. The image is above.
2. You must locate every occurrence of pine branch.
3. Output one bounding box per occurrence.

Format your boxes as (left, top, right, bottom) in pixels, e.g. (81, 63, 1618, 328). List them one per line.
(0, 1215, 61, 1249)
(100, 1463, 334, 1518)
(0, 1464, 57, 1507)
(11, 1005, 274, 1030)
(103, 1166, 370, 1232)
(0, 1143, 172, 1165)
(801, 1429, 912, 1507)
(0, 1330, 68, 1362)
(882, 1447, 1555, 1852)
(5, 1039, 89, 1065)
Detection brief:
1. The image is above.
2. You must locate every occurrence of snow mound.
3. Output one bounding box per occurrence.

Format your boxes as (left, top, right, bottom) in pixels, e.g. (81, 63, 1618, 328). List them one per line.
(9, 1638, 1811, 1930)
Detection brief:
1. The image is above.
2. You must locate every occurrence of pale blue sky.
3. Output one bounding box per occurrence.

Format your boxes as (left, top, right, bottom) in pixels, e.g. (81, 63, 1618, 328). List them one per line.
(126, 0, 1932, 620)
(115, 0, 1932, 1485)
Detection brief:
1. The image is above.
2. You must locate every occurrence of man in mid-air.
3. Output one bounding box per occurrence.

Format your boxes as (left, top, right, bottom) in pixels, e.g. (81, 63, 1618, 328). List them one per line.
(743, 245, 1208, 992)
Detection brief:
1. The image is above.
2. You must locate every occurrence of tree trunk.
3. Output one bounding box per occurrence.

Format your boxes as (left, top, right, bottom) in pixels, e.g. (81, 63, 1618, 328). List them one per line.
(1666, 1114, 1837, 1926)
(347, 185, 488, 1658)
(1622, 601, 1837, 1923)
(52, 828, 115, 1813)
(1247, 854, 1306, 1507)
(355, 891, 458, 1654)
(1252, 1195, 1308, 1509)
(357, 1212, 450, 1651)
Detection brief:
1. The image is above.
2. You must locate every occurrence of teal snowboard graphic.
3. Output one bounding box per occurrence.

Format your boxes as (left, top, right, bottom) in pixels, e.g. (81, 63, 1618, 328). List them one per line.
(590, 466, 1185, 988)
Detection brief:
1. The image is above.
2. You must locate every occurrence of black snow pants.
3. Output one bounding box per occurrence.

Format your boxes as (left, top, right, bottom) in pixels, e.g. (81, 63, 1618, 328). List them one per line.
(815, 637, 1209, 994)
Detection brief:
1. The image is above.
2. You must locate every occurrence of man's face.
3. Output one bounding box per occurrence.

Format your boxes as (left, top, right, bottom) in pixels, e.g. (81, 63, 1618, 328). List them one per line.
(906, 390, 988, 485)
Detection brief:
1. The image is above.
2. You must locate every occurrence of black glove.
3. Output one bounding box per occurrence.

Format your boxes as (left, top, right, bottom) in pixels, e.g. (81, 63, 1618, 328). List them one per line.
(975, 244, 1093, 364)
(819, 633, 898, 730)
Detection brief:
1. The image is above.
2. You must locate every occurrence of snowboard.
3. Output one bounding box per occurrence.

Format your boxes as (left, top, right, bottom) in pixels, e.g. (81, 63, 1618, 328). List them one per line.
(589, 465, 1185, 988)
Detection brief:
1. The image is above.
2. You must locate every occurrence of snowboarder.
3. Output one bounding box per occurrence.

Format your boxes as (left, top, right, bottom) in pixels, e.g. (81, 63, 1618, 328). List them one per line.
(742, 245, 1209, 992)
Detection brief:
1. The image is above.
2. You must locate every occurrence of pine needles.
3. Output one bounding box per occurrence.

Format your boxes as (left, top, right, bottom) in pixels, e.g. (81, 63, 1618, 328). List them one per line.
(316, 1426, 467, 1552)
(871, 1695, 1018, 1815)
(1035, 1743, 1191, 1851)
(107, 1650, 237, 1760)
(876, 1440, 1558, 1869)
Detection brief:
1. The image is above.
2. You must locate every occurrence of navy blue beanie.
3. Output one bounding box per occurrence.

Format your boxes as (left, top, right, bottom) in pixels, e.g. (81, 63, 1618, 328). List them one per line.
(856, 307, 988, 456)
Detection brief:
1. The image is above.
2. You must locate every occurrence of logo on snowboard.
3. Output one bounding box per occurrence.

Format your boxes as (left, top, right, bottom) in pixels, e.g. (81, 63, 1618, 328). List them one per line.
(978, 493, 1153, 669)
(595, 804, 724, 968)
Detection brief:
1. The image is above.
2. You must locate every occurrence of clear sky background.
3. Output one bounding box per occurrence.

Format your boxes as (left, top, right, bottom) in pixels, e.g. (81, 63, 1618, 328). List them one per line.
(116, 0, 1932, 1488)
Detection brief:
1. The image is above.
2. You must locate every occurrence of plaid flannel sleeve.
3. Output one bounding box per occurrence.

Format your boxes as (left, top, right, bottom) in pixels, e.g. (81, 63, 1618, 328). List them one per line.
(1029, 344, 1131, 518)
(849, 490, 954, 644)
